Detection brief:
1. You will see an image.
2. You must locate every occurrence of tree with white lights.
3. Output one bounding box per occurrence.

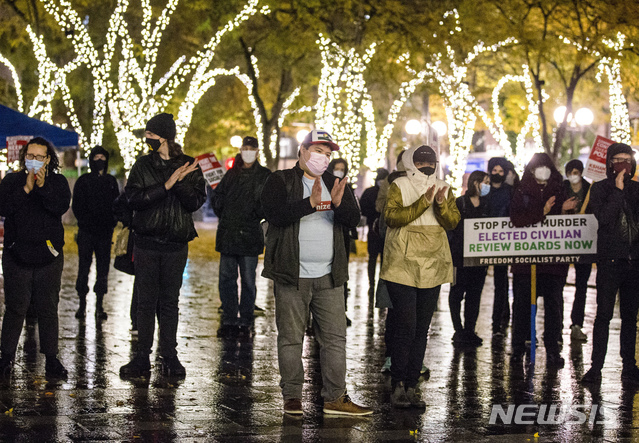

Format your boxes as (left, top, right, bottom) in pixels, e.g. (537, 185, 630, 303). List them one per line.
(0, 0, 268, 171)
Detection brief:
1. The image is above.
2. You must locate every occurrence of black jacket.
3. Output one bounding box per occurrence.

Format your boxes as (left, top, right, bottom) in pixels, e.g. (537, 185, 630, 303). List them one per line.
(0, 170, 71, 262)
(486, 183, 512, 217)
(125, 152, 207, 249)
(211, 159, 271, 256)
(589, 178, 639, 260)
(510, 154, 568, 276)
(261, 163, 360, 287)
(448, 193, 488, 268)
(72, 171, 119, 235)
(563, 178, 590, 213)
(359, 185, 380, 228)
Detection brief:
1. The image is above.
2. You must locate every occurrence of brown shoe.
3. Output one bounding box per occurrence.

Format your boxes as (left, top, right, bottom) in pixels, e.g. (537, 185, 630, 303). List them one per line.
(283, 398, 303, 415)
(323, 393, 373, 416)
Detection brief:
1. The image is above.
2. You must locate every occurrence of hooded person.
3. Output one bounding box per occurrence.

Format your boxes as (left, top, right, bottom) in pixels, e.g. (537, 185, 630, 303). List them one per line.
(72, 145, 120, 320)
(509, 152, 577, 369)
(486, 157, 515, 336)
(581, 143, 639, 384)
(380, 145, 460, 408)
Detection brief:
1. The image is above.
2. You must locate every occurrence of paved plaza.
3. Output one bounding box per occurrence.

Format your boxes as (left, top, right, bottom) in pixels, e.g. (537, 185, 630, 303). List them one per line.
(0, 226, 637, 442)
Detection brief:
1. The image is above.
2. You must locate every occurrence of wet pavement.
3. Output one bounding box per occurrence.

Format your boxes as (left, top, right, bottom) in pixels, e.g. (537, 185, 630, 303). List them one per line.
(0, 226, 638, 442)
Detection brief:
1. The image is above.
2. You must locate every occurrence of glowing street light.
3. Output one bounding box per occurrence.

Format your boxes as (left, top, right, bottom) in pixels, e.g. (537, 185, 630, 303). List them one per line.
(405, 119, 422, 135)
(230, 135, 243, 148)
(432, 121, 447, 137)
(553, 106, 572, 124)
(296, 129, 310, 143)
(574, 108, 594, 126)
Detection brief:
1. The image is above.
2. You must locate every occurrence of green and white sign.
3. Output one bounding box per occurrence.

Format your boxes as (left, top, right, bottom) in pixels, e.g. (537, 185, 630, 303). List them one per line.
(463, 214, 598, 266)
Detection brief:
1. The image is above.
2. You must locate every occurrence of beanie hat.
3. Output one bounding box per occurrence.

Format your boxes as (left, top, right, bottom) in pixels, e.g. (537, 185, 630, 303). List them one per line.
(145, 113, 176, 140)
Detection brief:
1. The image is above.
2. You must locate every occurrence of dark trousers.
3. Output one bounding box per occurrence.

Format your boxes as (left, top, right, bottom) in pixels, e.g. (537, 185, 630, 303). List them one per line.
(75, 229, 113, 298)
(134, 245, 188, 358)
(570, 263, 592, 328)
(492, 265, 510, 333)
(1, 252, 64, 357)
(367, 229, 384, 286)
(384, 307, 397, 358)
(386, 281, 440, 388)
(590, 260, 639, 371)
(219, 254, 258, 327)
(512, 273, 565, 356)
(449, 266, 488, 332)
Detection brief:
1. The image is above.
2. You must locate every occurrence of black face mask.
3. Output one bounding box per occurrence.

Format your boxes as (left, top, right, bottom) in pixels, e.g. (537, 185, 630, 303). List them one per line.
(491, 173, 505, 184)
(92, 159, 106, 173)
(146, 137, 162, 152)
(419, 166, 435, 176)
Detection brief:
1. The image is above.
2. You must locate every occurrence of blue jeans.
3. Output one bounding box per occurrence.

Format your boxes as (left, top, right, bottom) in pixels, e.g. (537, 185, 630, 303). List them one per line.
(219, 254, 258, 327)
(274, 275, 347, 402)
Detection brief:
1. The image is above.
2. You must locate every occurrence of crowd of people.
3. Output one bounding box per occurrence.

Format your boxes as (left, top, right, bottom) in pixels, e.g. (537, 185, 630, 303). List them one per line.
(0, 116, 637, 416)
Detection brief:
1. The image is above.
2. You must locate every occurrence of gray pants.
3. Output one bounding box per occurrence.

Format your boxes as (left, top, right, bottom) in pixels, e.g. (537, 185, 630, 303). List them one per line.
(274, 274, 346, 402)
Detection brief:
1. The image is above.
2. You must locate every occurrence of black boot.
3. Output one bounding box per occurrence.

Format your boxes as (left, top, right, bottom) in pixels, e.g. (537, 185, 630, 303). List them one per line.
(95, 294, 107, 321)
(161, 355, 186, 378)
(45, 356, 68, 379)
(75, 295, 87, 319)
(0, 355, 14, 377)
(120, 353, 151, 378)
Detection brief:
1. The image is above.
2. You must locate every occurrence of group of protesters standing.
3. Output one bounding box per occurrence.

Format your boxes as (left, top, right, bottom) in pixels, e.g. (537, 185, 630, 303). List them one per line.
(0, 112, 638, 416)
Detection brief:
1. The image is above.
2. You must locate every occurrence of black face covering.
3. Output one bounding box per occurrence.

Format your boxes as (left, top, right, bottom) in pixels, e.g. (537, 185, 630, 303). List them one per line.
(419, 166, 435, 176)
(491, 173, 505, 184)
(92, 159, 106, 173)
(146, 137, 162, 152)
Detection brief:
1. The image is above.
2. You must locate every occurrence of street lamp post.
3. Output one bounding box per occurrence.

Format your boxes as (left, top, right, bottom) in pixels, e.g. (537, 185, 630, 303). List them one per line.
(554, 106, 593, 159)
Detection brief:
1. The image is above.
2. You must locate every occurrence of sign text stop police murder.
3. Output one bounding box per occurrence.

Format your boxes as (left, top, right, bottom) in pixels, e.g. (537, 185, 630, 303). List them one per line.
(463, 214, 598, 266)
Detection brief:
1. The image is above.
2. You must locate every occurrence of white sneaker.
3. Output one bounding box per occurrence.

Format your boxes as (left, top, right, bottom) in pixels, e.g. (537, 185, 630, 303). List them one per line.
(571, 325, 588, 341)
(381, 356, 391, 373)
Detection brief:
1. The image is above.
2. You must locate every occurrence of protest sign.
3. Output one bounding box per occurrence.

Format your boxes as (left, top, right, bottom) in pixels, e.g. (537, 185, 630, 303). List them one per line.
(6, 135, 33, 163)
(195, 153, 225, 189)
(584, 135, 614, 182)
(463, 214, 598, 267)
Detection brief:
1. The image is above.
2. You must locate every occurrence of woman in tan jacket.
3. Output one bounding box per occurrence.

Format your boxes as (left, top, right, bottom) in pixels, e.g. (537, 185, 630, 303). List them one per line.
(380, 145, 460, 408)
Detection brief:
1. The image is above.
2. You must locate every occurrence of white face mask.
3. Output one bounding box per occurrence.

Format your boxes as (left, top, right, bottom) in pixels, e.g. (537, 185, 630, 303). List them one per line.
(567, 174, 581, 184)
(534, 166, 551, 182)
(333, 170, 345, 179)
(241, 149, 258, 164)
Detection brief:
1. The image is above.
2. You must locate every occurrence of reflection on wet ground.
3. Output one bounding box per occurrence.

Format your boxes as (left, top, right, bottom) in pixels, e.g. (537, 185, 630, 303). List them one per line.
(0, 240, 638, 441)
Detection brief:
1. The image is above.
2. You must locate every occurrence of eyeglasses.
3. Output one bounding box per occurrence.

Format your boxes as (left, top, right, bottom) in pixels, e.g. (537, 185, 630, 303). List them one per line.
(611, 157, 632, 164)
(25, 154, 48, 161)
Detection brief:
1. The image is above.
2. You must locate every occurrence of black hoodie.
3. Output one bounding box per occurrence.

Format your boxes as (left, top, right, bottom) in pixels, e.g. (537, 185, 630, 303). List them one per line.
(589, 143, 639, 260)
(72, 146, 120, 235)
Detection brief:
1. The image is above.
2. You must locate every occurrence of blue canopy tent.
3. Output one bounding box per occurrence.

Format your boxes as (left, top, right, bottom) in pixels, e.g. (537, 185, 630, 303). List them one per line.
(0, 104, 78, 149)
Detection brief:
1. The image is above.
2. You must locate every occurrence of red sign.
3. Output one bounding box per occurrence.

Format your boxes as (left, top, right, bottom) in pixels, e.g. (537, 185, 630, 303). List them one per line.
(195, 153, 225, 189)
(6, 135, 33, 163)
(584, 135, 615, 182)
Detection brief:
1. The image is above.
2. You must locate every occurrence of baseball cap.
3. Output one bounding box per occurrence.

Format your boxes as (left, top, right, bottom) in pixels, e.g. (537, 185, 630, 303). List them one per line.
(302, 129, 340, 151)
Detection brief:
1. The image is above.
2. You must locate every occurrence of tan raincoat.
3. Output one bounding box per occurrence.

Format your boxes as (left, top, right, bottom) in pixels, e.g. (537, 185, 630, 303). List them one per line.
(380, 147, 460, 289)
